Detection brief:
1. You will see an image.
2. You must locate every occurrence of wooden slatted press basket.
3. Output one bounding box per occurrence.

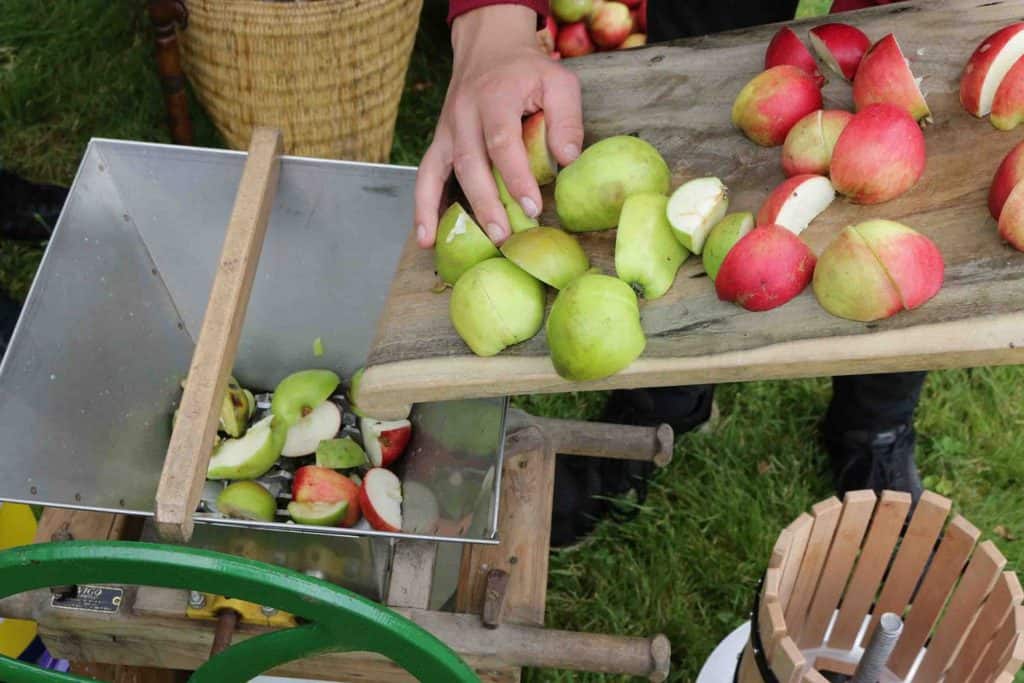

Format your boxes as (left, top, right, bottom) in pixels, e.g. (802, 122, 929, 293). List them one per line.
(737, 490, 1024, 683)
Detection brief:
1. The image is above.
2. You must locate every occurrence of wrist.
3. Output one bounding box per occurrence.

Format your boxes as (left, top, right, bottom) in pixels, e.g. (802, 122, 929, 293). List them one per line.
(452, 4, 540, 58)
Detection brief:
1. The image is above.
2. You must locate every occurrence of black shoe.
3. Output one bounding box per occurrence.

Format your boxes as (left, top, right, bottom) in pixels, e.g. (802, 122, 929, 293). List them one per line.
(0, 290, 22, 360)
(824, 423, 924, 504)
(0, 169, 67, 241)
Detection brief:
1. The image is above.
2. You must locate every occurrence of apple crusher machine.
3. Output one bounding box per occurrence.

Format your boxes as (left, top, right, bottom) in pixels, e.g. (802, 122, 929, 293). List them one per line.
(0, 129, 674, 682)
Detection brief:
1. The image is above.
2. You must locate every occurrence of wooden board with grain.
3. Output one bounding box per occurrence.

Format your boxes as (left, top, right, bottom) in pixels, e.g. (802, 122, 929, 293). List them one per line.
(359, 0, 1024, 418)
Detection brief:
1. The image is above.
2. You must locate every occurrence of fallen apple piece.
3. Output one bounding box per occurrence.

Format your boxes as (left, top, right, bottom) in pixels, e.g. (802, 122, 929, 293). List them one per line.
(281, 400, 342, 457)
(271, 369, 340, 429)
(830, 103, 925, 204)
(361, 417, 413, 468)
(292, 465, 361, 527)
(434, 202, 501, 285)
(666, 177, 729, 254)
(702, 212, 755, 282)
(450, 257, 546, 357)
(315, 436, 369, 470)
(809, 23, 871, 82)
(360, 468, 404, 532)
(961, 23, 1024, 118)
(765, 26, 824, 86)
(781, 109, 852, 177)
(287, 500, 349, 526)
(757, 174, 835, 236)
(732, 65, 823, 147)
(615, 192, 689, 299)
(207, 415, 286, 480)
(500, 226, 590, 289)
(216, 481, 277, 522)
(715, 225, 816, 311)
(853, 34, 931, 124)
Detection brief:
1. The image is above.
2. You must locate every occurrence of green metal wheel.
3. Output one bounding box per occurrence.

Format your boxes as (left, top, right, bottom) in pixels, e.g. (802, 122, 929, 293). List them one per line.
(0, 540, 480, 683)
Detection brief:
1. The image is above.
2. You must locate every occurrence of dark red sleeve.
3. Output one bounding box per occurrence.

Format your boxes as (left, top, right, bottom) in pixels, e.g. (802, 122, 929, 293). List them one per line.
(447, 0, 550, 25)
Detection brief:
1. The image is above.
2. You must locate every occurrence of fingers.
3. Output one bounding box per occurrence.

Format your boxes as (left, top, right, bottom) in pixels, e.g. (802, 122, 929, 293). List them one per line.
(451, 99, 510, 244)
(414, 136, 452, 248)
(480, 98, 542, 221)
(542, 67, 585, 167)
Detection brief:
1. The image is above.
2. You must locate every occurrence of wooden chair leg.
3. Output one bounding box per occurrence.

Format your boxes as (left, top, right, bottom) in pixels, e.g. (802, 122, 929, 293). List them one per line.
(147, 0, 193, 146)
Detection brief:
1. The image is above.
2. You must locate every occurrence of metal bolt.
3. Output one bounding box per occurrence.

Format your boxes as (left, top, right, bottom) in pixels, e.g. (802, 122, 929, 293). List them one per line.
(304, 569, 326, 581)
(260, 605, 278, 616)
(188, 591, 206, 609)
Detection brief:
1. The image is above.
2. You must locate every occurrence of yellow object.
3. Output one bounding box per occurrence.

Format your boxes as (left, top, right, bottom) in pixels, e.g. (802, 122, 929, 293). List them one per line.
(186, 593, 297, 629)
(0, 502, 38, 658)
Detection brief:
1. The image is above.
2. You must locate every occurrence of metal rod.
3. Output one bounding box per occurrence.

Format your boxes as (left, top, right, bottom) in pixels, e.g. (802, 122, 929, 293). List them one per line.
(852, 612, 903, 683)
(209, 609, 239, 657)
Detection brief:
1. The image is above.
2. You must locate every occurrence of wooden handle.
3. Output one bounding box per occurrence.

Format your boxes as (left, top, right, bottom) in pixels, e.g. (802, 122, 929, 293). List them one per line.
(507, 409, 674, 467)
(154, 127, 283, 542)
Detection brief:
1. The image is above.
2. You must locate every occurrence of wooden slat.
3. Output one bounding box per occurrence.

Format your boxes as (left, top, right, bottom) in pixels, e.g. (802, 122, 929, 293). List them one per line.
(771, 529, 794, 572)
(827, 490, 912, 650)
(966, 606, 1024, 683)
(994, 636, 1024, 683)
(865, 491, 952, 642)
(387, 539, 438, 610)
(154, 127, 282, 542)
(801, 669, 830, 683)
(760, 600, 787, 669)
(784, 498, 842, 637)
(771, 637, 806, 683)
(888, 515, 982, 678)
(813, 655, 856, 676)
(947, 572, 1024, 683)
(798, 491, 876, 648)
(914, 541, 1006, 681)
(779, 514, 814, 613)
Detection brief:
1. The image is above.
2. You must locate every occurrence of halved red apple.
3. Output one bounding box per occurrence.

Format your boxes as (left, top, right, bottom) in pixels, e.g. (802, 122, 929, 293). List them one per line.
(991, 56, 1024, 130)
(359, 468, 403, 533)
(960, 23, 1024, 118)
(765, 27, 825, 87)
(292, 465, 361, 527)
(990, 140, 1024, 219)
(756, 174, 835, 235)
(853, 34, 931, 124)
(360, 417, 412, 468)
(998, 180, 1024, 251)
(809, 23, 870, 81)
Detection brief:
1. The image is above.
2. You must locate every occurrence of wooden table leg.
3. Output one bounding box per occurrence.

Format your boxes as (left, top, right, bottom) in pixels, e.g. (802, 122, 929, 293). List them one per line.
(147, 0, 193, 146)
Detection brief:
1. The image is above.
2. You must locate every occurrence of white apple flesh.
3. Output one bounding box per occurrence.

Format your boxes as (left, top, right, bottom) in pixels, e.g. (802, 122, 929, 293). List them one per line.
(756, 174, 835, 235)
(359, 468, 403, 532)
(207, 415, 285, 480)
(281, 400, 342, 457)
(360, 417, 413, 468)
(666, 177, 729, 254)
(961, 23, 1024, 117)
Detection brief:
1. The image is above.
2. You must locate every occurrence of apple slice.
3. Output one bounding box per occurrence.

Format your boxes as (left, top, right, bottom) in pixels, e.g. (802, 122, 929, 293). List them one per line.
(292, 465, 361, 527)
(287, 500, 349, 526)
(781, 109, 853, 177)
(361, 417, 413, 468)
(997, 179, 1024, 251)
(990, 141, 1024, 220)
(854, 219, 944, 310)
(757, 174, 835, 235)
(280, 400, 341, 457)
(207, 415, 285, 480)
(702, 212, 754, 282)
(961, 23, 1024, 118)
(666, 177, 729, 254)
(991, 56, 1024, 130)
(359, 468, 403, 532)
(315, 437, 368, 469)
(809, 23, 871, 82)
(715, 225, 816, 312)
(765, 27, 824, 86)
(853, 34, 931, 124)
(216, 481, 277, 522)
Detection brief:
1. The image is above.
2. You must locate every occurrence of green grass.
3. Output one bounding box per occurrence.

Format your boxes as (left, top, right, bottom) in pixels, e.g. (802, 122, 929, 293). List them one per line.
(3, 2, 1024, 682)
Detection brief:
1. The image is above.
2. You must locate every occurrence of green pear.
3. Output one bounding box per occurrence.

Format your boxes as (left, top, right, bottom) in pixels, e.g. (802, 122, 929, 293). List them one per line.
(316, 437, 369, 469)
(216, 481, 277, 522)
(450, 257, 546, 357)
(500, 226, 590, 289)
(667, 177, 729, 254)
(435, 202, 500, 285)
(554, 136, 671, 232)
(287, 500, 349, 526)
(207, 415, 286, 480)
(271, 369, 340, 428)
(702, 212, 755, 281)
(493, 167, 539, 234)
(546, 273, 646, 381)
(614, 192, 689, 299)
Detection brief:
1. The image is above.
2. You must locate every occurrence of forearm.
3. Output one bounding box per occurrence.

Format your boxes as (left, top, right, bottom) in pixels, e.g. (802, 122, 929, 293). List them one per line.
(448, 0, 549, 26)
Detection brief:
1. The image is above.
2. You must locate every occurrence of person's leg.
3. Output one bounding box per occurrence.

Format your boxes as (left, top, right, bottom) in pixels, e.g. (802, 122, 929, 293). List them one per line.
(647, 0, 797, 42)
(824, 372, 927, 502)
(0, 166, 67, 241)
(0, 290, 21, 361)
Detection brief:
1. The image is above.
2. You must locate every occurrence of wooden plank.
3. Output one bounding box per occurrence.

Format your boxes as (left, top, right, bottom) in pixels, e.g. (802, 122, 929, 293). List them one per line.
(154, 127, 282, 542)
(358, 0, 1024, 419)
(995, 636, 1024, 683)
(887, 515, 982, 678)
(779, 514, 813, 613)
(914, 541, 1006, 681)
(827, 490, 912, 650)
(770, 529, 794, 572)
(865, 491, 952, 642)
(386, 539, 438, 610)
(784, 497, 842, 637)
(966, 606, 1024, 683)
(759, 599, 787, 668)
(801, 669, 830, 683)
(947, 572, 1024, 683)
(771, 637, 806, 683)
(813, 655, 856, 676)
(798, 490, 876, 648)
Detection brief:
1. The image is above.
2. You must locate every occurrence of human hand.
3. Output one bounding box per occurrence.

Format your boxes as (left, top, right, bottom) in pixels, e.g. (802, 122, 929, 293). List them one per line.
(414, 4, 584, 248)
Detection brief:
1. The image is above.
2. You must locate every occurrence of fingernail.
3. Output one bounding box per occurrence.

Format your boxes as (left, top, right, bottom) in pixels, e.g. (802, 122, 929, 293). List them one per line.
(486, 222, 507, 243)
(520, 196, 539, 218)
(416, 224, 427, 244)
(564, 144, 581, 161)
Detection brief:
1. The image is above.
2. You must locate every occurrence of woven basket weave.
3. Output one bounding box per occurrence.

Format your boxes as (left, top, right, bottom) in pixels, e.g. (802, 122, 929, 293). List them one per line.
(179, 0, 422, 162)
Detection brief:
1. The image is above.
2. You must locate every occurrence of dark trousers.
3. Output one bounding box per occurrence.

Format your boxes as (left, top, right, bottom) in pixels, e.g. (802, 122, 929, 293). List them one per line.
(625, 1, 928, 438)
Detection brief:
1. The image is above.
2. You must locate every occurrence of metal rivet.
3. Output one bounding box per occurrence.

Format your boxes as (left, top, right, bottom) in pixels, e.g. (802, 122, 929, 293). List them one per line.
(260, 605, 278, 616)
(29, 486, 37, 495)
(188, 591, 206, 608)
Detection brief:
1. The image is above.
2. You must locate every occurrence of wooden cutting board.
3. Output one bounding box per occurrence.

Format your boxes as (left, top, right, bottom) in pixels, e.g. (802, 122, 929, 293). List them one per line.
(359, 0, 1024, 419)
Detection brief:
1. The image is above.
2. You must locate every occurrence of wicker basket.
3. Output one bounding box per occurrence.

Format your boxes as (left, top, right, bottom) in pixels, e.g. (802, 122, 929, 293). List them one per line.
(179, 0, 422, 162)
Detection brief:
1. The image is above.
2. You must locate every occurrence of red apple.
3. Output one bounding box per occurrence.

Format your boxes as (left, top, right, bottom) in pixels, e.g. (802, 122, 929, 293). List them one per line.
(588, 1, 633, 49)
(359, 468, 403, 533)
(621, 33, 646, 48)
(292, 465, 361, 527)
(989, 140, 1024, 219)
(551, 0, 594, 23)
(631, 0, 646, 33)
(830, 103, 925, 204)
(765, 27, 824, 87)
(781, 109, 853, 176)
(991, 56, 1024, 130)
(809, 23, 871, 81)
(557, 21, 596, 58)
(856, 219, 943, 309)
(360, 417, 412, 468)
(732, 65, 824, 147)
(853, 34, 931, 124)
(757, 174, 835, 236)
(620, 0, 641, 6)
(715, 225, 817, 311)
(960, 23, 1024, 118)
(538, 15, 558, 53)
(997, 179, 1024, 251)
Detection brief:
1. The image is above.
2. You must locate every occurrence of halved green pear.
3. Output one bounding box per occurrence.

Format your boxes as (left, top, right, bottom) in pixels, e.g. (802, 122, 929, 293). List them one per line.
(500, 226, 590, 289)
(494, 167, 539, 234)
(450, 258, 546, 357)
(271, 369, 340, 428)
(667, 177, 729, 254)
(435, 202, 501, 285)
(614, 192, 689, 299)
(216, 481, 277, 522)
(207, 415, 286, 480)
(702, 212, 755, 282)
(287, 500, 349, 526)
(316, 437, 369, 469)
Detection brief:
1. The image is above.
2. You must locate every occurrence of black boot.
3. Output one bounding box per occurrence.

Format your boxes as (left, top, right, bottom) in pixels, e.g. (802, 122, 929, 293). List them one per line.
(0, 290, 22, 360)
(824, 423, 924, 504)
(0, 169, 68, 241)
